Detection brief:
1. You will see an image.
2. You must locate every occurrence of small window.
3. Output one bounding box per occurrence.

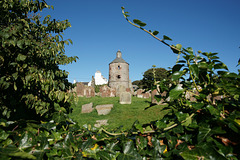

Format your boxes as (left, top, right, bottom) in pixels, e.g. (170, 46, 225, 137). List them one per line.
(117, 75, 121, 79)
(118, 65, 121, 70)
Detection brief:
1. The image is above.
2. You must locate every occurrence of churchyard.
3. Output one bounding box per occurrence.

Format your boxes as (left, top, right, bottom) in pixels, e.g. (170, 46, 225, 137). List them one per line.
(69, 96, 169, 130)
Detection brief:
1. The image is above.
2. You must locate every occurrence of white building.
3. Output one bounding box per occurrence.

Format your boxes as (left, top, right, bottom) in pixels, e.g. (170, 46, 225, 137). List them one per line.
(88, 71, 108, 86)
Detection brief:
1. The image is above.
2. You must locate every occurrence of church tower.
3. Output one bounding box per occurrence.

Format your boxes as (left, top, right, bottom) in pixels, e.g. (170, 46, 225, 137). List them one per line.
(109, 50, 129, 89)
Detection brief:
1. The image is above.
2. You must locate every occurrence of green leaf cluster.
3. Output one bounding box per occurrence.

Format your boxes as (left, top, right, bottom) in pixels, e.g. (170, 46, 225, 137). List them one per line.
(120, 7, 240, 159)
(0, 0, 78, 121)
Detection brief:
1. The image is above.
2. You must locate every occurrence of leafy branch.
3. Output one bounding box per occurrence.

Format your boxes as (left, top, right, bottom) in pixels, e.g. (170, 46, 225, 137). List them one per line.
(121, 7, 186, 56)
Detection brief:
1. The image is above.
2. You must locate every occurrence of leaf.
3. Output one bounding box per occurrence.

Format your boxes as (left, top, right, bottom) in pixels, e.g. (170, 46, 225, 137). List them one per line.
(171, 70, 185, 81)
(97, 151, 112, 160)
(68, 39, 73, 44)
(198, 62, 208, 69)
(8, 152, 36, 160)
(58, 91, 65, 101)
(176, 112, 188, 122)
(172, 64, 184, 73)
(0, 129, 9, 140)
(214, 62, 228, 70)
(171, 45, 181, 54)
(176, 44, 182, 50)
(135, 123, 144, 133)
(32, 137, 49, 159)
(133, 19, 146, 27)
(137, 136, 147, 149)
(163, 35, 172, 41)
(117, 141, 141, 160)
(16, 54, 27, 61)
(155, 120, 167, 130)
(189, 64, 199, 79)
(191, 103, 204, 110)
(17, 40, 23, 49)
(197, 126, 211, 143)
(180, 143, 228, 160)
(14, 82, 17, 90)
(52, 112, 66, 123)
(228, 122, 240, 133)
(185, 47, 193, 54)
(223, 72, 238, 78)
(152, 31, 159, 35)
(19, 133, 33, 150)
(206, 105, 219, 115)
(169, 84, 184, 100)
(209, 52, 218, 56)
(172, 125, 184, 133)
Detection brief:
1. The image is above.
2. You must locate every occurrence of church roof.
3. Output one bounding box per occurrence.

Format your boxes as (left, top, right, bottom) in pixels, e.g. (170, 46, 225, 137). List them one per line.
(110, 50, 129, 64)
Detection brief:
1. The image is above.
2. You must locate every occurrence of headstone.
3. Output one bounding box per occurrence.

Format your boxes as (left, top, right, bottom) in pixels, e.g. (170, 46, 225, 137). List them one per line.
(96, 104, 113, 115)
(137, 89, 144, 96)
(143, 92, 151, 99)
(94, 119, 109, 128)
(120, 92, 132, 104)
(151, 89, 166, 105)
(81, 102, 93, 113)
(99, 85, 116, 97)
(128, 80, 134, 93)
(116, 85, 126, 97)
(76, 82, 85, 97)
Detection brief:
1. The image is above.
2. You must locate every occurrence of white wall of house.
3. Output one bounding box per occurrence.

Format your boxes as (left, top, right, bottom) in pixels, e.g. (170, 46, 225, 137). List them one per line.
(88, 71, 108, 86)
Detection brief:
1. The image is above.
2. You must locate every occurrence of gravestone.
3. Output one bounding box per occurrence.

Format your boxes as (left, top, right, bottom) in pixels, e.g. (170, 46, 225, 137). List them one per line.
(128, 80, 134, 94)
(96, 104, 113, 115)
(116, 85, 126, 97)
(81, 102, 93, 113)
(99, 85, 116, 97)
(137, 89, 144, 96)
(120, 92, 132, 104)
(142, 92, 151, 99)
(151, 89, 166, 105)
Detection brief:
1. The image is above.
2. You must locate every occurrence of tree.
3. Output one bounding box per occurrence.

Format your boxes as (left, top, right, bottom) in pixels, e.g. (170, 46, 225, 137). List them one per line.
(141, 67, 170, 90)
(0, 0, 77, 121)
(132, 80, 142, 86)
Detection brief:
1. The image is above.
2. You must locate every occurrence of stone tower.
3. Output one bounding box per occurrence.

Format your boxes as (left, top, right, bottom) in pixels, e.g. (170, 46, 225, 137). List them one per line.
(109, 50, 129, 90)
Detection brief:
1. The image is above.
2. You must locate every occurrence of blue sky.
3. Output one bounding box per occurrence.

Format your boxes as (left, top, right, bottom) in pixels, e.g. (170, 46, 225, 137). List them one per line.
(42, 0, 240, 83)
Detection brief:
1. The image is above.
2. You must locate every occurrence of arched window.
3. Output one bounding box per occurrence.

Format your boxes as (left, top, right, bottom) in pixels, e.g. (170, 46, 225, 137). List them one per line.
(118, 65, 121, 70)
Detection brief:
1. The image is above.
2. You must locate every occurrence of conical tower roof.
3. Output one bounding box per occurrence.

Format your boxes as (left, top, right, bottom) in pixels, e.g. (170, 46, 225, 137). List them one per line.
(110, 50, 128, 64)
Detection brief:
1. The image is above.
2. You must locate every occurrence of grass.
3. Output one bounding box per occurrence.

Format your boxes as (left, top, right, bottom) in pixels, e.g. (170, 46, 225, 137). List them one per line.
(69, 96, 169, 130)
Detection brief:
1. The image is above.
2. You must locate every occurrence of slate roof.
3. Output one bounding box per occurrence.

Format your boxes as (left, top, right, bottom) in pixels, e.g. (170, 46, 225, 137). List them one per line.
(110, 50, 129, 64)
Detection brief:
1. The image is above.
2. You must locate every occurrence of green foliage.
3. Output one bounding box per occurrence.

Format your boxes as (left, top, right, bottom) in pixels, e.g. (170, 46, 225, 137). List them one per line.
(132, 67, 171, 90)
(95, 85, 104, 93)
(0, 0, 77, 121)
(141, 67, 171, 90)
(0, 0, 78, 159)
(119, 7, 240, 159)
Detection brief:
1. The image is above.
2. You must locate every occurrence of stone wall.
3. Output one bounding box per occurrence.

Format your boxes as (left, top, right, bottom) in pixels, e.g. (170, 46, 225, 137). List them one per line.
(76, 82, 95, 98)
